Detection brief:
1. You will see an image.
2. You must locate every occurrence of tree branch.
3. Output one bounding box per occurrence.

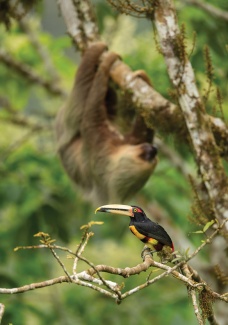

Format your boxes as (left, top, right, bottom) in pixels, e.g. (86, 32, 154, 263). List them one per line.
(153, 0, 228, 227)
(183, 0, 228, 22)
(1, 224, 227, 311)
(0, 49, 66, 97)
(1, 251, 227, 303)
(109, 57, 228, 157)
(0, 304, 5, 324)
(57, 0, 99, 52)
(19, 18, 61, 82)
(184, 265, 205, 325)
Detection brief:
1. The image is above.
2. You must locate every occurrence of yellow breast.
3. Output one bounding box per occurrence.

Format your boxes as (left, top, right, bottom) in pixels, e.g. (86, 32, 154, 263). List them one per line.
(129, 225, 159, 249)
(129, 225, 145, 240)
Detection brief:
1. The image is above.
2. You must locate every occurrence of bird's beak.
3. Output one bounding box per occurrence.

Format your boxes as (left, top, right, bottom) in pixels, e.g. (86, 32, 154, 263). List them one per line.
(95, 204, 133, 217)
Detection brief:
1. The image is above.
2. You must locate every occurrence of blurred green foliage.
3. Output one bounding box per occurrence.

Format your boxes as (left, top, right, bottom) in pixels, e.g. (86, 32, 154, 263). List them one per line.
(0, 0, 227, 324)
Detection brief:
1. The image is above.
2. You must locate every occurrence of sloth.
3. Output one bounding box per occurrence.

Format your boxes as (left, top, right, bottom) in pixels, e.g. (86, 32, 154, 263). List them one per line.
(55, 42, 157, 205)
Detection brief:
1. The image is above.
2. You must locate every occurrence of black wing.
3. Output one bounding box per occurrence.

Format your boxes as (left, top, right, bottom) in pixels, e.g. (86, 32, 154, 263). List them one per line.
(133, 220, 173, 247)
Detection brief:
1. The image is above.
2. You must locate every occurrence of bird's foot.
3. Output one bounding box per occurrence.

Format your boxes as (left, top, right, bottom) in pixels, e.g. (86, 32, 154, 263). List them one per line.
(141, 246, 156, 261)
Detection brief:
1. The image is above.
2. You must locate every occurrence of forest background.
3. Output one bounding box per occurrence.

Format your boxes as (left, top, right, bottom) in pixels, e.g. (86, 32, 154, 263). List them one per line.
(0, 0, 227, 324)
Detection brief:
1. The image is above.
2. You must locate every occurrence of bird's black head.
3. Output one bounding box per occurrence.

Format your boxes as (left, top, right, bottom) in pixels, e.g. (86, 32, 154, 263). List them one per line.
(131, 205, 148, 222)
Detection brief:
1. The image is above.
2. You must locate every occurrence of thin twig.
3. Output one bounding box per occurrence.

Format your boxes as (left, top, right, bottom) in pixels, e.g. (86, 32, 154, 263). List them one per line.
(186, 220, 227, 263)
(48, 246, 72, 282)
(183, 0, 228, 22)
(0, 129, 38, 161)
(15, 244, 77, 256)
(0, 49, 66, 97)
(19, 18, 61, 81)
(0, 304, 5, 324)
(70, 225, 122, 299)
(0, 115, 48, 131)
(73, 231, 93, 274)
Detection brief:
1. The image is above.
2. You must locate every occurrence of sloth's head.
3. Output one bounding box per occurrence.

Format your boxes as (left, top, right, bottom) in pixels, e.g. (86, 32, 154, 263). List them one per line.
(106, 143, 157, 202)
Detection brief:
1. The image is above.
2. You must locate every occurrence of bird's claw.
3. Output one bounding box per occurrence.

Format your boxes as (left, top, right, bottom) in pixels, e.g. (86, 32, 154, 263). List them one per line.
(141, 246, 156, 261)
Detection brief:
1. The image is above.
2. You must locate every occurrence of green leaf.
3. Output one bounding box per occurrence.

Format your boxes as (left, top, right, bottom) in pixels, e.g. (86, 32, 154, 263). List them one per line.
(203, 220, 215, 232)
(192, 230, 204, 234)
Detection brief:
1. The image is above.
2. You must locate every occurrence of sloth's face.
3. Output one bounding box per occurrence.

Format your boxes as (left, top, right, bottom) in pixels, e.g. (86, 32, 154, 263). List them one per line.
(138, 143, 157, 161)
(106, 143, 158, 202)
(110, 143, 157, 168)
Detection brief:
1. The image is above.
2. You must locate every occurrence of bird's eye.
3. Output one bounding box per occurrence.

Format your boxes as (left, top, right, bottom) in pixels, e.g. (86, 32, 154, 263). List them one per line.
(134, 208, 138, 212)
